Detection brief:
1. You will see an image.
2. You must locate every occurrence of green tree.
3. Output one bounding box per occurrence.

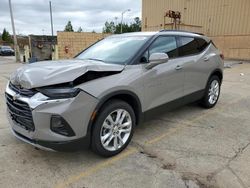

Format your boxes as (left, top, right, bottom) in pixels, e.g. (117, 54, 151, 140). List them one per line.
(102, 17, 142, 34)
(103, 21, 116, 33)
(64, 21, 74, 32)
(2, 28, 12, 42)
(130, 17, 141, 32)
(77, 27, 83, 32)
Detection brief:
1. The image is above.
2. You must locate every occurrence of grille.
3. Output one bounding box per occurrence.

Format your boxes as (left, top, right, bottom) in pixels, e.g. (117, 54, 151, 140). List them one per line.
(5, 93, 35, 131)
(9, 82, 37, 97)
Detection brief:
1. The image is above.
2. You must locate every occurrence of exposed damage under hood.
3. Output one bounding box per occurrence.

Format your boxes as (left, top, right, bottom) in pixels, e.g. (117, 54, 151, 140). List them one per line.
(10, 59, 124, 89)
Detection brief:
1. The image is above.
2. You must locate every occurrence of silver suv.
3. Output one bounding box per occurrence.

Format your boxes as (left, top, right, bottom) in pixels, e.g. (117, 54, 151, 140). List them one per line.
(5, 31, 223, 156)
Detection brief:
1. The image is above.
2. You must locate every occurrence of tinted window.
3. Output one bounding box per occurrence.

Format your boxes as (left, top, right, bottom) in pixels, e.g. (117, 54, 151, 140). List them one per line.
(178, 37, 209, 57)
(149, 36, 178, 58)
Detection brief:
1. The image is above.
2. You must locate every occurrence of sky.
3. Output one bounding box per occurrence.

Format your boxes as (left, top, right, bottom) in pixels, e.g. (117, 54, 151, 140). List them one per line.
(0, 0, 141, 35)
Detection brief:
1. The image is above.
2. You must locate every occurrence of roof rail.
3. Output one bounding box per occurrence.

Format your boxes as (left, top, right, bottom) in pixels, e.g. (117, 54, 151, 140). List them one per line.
(159, 29, 204, 36)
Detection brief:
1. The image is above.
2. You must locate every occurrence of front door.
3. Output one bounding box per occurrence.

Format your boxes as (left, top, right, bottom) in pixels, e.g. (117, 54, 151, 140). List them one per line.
(142, 36, 185, 112)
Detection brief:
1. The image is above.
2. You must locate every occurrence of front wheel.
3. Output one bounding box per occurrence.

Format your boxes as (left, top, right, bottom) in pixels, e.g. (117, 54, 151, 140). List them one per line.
(200, 75, 221, 108)
(91, 100, 135, 157)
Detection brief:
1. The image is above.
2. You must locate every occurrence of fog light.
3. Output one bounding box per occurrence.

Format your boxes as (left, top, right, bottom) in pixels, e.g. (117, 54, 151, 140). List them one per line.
(50, 115, 75, 137)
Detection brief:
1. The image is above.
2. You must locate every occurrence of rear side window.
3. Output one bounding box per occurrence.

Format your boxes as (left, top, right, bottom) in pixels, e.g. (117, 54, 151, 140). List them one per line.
(178, 37, 209, 57)
(149, 36, 178, 58)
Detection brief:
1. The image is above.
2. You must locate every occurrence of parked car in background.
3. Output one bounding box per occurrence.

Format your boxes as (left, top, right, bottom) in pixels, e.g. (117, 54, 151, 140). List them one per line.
(5, 30, 224, 157)
(0, 46, 15, 56)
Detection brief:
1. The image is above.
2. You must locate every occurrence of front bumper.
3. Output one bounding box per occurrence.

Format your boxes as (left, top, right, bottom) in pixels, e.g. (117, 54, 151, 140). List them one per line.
(12, 129, 90, 151)
(0, 51, 15, 56)
(5, 83, 98, 151)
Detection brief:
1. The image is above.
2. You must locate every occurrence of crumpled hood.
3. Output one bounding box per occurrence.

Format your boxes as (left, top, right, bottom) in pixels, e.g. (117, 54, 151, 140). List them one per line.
(10, 59, 124, 89)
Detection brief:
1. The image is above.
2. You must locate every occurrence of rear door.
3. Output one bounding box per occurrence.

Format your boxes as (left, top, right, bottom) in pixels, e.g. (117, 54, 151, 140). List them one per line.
(177, 36, 211, 96)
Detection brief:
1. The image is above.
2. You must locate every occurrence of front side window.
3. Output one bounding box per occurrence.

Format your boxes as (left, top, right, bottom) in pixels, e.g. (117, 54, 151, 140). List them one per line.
(76, 36, 150, 65)
(149, 36, 178, 58)
(178, 37, 209, 57)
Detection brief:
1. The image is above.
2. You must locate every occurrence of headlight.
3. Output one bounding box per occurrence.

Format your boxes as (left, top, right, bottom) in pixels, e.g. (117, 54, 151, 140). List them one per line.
(37, 88, 81, 99)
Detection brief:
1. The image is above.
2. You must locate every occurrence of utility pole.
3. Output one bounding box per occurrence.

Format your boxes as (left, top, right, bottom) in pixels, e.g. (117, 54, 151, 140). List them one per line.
(8, 0, 20, 62)
(49, 1, 54, 36)
(49, 1, 54, 60)
(120, 9, 131, 33)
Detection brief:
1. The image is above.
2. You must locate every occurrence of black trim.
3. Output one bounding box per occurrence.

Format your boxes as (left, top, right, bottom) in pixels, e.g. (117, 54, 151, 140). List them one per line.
(143, 90, 205, 121)
(14, 130, 90, 152)
(37, 136, 90, 151)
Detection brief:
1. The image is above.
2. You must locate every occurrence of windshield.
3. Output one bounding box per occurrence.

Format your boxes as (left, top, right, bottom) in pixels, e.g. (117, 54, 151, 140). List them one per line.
(2, 46, 11, 50)
(76, 36, 150, 65)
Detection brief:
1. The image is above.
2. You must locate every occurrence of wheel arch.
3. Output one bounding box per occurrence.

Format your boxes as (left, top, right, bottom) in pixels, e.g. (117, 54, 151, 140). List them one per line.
(209, 69, 223, 83)
(86, 90, 143, 138)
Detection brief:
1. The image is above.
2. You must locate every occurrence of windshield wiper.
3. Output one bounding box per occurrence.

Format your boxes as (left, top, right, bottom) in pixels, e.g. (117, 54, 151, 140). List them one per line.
(84, 58, 105, 62)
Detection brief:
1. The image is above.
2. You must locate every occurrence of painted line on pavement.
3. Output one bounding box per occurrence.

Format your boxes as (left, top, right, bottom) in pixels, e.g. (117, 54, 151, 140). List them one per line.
(54, 96, 248, 188)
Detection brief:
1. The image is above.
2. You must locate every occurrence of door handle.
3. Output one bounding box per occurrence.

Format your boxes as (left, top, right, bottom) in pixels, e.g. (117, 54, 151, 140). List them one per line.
(203, 56, 209, 61)
(175, 65, 183, 70)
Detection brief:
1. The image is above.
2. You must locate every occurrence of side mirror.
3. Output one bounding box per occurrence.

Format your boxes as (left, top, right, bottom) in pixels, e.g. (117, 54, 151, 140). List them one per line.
(145, 53, 169, 69)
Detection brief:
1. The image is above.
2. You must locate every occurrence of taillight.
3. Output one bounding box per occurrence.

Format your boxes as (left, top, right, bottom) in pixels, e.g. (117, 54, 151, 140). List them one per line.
(220, 53, 224, 60)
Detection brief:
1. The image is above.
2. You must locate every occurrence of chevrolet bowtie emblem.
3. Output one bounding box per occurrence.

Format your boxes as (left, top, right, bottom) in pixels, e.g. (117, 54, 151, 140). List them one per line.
(13, 94, 20, 101)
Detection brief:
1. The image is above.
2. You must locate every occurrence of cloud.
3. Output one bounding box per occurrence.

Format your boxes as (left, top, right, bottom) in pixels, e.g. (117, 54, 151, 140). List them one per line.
(0, 0, 141, 35)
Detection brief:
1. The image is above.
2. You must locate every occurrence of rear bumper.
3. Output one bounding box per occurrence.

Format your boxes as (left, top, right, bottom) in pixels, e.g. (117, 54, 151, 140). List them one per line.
(12, 129, 90, 152)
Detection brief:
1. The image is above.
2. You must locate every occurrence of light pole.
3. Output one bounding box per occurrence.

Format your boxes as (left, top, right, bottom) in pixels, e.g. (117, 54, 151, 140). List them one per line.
(114, 17, 118, 26)
(8, 0, 20, 62)
(49, 1, 54, 37)
(120, 9, 131, 33)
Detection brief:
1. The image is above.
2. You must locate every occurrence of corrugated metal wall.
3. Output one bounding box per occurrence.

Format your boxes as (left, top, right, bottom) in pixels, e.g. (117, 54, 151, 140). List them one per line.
(142, 0, 250, 59)
(142, 0, 250, 36)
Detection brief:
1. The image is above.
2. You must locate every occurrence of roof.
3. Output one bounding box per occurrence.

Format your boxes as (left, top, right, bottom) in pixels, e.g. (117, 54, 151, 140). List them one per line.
(109, 32, 158, 37)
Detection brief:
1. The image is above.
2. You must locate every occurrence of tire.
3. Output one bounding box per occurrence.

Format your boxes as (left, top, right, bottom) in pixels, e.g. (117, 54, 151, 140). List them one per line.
(91, 99, 135, 157)
(200, 75, 221, 108)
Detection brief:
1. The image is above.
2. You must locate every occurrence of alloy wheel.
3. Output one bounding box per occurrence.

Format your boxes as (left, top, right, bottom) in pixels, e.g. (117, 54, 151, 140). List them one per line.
(100, 109, 132, 151)
(208, 80, 220, 105)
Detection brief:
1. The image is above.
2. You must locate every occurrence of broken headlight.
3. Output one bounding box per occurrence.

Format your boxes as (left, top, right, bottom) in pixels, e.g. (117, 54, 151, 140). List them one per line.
(37, 88, 81, 99)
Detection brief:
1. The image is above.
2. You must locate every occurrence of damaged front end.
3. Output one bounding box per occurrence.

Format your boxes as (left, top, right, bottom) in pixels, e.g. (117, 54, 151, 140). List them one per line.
(5, 59, 124, 151)
(36, 70, 122, 99)
(9, 59, 124, 89)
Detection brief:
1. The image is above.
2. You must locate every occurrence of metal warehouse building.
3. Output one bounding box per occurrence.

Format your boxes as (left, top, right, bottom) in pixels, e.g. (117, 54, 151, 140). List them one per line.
(142, 0, 250, 60)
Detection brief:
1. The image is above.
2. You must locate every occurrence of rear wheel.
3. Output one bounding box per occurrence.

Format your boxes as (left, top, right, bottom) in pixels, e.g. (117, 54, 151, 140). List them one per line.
(91, 100, 135, 157)
(200, 75, 221, 108)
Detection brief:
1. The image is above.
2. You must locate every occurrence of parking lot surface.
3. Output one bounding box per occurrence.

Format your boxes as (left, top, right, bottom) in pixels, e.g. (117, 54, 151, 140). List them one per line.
(0, 56, 250, 188)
